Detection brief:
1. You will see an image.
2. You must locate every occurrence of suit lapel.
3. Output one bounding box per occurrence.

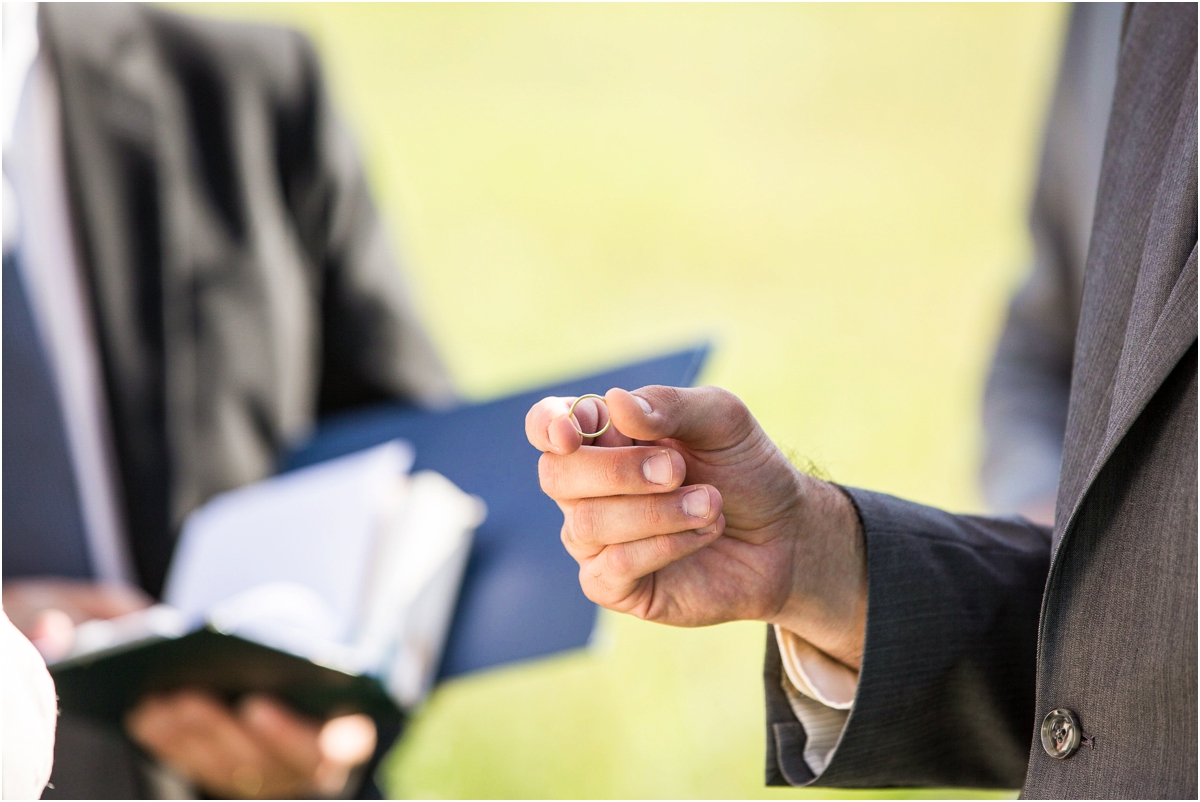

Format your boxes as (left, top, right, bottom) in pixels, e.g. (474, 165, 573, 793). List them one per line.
(1057, 247, 1198, 556)
(1052, 11, 1198, 556)
(1102, 57, 1198, 454)
(41, 4, 177, 596)
(1102, 247, 1197, 462)
(42, 4, 289, 596)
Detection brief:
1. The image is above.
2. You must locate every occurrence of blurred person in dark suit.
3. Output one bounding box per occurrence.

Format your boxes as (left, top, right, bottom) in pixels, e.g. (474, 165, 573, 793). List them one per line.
(981, 3, 1123, 527)
(527, 4, 1195, 797)
(3, 2, 451, 797)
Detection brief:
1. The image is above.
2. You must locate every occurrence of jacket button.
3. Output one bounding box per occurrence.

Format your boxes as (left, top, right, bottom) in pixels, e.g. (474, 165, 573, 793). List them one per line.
(1041, 708, 1081, 759)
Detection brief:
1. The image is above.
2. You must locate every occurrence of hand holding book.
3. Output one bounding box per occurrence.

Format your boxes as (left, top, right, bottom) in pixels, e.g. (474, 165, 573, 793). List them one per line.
(44, 346, 709, 798)
(126, 690, 376, 798)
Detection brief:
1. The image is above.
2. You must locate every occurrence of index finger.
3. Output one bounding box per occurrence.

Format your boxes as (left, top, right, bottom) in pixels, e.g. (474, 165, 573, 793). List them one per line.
(525, 395, 621, 454)
(127, 690, 272, 793)
(237, 695, 323, 777)
(525, 396, 582, 454)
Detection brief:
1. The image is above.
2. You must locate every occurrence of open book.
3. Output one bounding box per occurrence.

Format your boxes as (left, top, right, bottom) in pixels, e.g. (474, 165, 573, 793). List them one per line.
(50, 441, 485, 726)
(50, 344, 710, 730)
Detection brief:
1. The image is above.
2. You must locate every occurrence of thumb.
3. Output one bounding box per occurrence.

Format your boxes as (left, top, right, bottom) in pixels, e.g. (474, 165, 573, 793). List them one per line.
(605, 385, 757, 451)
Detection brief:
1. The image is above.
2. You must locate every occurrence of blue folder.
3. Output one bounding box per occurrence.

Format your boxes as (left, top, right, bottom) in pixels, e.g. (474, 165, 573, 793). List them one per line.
(285, 344, 710, 679)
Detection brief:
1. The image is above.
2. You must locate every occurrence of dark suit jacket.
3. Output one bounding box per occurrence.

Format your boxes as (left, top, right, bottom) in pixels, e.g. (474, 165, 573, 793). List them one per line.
(38, 3, 453, 600)
(27, 6, 450, 797)
(980, 3, 1123, 515)
(766, 4, 1197, 798)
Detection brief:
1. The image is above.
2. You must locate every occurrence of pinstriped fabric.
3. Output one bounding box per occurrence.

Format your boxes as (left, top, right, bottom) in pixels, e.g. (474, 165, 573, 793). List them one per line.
(766, 495, 1050, 789)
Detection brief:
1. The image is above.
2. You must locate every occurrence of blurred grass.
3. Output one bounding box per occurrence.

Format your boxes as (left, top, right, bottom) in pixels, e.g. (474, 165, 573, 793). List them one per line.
(176, 4, 1066, 797)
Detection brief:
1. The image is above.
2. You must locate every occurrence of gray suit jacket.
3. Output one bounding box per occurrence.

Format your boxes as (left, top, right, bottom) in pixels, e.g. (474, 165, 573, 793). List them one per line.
(40, 3, 453, 599)
(766, 4, 1197, 798)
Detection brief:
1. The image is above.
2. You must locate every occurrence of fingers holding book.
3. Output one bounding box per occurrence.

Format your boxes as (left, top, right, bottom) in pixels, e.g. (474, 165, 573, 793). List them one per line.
(126, 691, 376, 799)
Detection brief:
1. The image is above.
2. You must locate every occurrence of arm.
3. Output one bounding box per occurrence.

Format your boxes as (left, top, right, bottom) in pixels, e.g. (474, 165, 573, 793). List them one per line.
(768, 491, 1049, 788)
(527, 386, 1050, 788)
(981, 245, 1075, 525)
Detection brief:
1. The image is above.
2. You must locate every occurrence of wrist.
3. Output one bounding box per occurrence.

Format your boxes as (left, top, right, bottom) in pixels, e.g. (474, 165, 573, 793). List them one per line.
(769, 475, 867, 670)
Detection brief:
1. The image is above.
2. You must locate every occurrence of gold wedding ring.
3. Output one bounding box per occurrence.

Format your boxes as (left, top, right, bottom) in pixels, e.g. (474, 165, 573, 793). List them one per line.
(568, 394, 611, 439)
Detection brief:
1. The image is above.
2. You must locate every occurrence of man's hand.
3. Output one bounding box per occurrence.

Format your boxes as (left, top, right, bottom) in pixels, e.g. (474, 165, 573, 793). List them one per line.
(526, 385, 867, 668)
(2, 578, 153, 661)
(126, 691, 377, 799)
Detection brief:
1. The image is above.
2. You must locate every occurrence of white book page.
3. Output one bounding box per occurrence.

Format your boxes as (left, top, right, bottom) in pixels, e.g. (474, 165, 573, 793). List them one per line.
(355, 471, 484, 707)
(57, 604, 191, 664)
(163, 441, 413, 651)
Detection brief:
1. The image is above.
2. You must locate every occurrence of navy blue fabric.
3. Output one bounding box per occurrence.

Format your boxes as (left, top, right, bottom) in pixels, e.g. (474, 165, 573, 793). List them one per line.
(3, 255, 93, 578)
(285, 345, 710, 678)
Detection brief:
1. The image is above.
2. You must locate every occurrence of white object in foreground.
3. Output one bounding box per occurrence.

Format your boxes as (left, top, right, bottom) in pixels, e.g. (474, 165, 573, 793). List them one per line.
(2, 610, 57, 799)
(65, 441, 483, 710)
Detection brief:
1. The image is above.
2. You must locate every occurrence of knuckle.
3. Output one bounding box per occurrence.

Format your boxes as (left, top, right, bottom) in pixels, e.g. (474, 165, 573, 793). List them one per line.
(641, 498, 670, 530)
(603, 544, 634, 580)
(653, 384, 684, 410)
(537, 454, 560, 494)
(579, 565, 617, 607)
(559, 518, 594, 562)
(579, 579, 602, 605)
(571, 499, 601, 542)
(711, 387, 754, 438)
(581, 397, 605, 423)
(713, 386, 747, 416)
(599, 454, 627, 488)
(526, 400, 551, 434)
(649, 534, 677, 565)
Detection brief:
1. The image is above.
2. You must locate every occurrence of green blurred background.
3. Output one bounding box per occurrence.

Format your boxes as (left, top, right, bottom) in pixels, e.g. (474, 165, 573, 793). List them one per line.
(178, 4, 1066, 797)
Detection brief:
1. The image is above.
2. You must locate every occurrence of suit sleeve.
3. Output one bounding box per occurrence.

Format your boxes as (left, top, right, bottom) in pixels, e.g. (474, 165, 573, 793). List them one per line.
(276, 35, 456, 414)
(979, 224, 1075, 514)
(766, 488, 1051, 789)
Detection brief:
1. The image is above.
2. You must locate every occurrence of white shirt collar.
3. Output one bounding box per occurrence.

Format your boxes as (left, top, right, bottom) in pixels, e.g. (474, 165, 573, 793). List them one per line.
(3, 2, 40, 250)
(3, 2, 39, 153)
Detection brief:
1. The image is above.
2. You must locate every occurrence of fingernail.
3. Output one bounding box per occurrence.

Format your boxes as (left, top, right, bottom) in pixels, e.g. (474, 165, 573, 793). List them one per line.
(682, 488, 710, 518)
(695, 521, 720, 536)
(634, 394, 652, 414)
(642, 452, 673, 485)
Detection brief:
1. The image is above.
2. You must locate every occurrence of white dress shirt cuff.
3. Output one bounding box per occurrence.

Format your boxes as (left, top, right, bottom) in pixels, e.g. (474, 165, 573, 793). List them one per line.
(773, 625, 858, 776)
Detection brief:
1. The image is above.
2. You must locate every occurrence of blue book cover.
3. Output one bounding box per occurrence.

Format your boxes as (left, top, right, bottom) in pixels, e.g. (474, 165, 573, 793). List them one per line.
(285, 344, 711, 678)
(49, 345, 709, 741)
